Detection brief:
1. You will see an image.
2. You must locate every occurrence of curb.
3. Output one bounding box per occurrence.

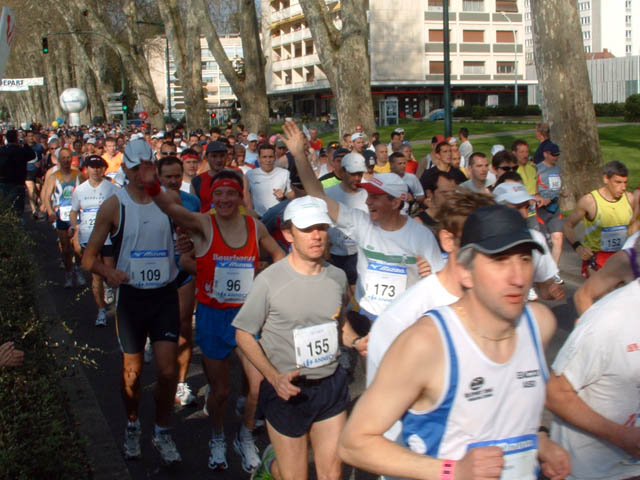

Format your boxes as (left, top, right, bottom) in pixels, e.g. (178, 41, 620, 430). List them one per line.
(34, 256, 132, 479)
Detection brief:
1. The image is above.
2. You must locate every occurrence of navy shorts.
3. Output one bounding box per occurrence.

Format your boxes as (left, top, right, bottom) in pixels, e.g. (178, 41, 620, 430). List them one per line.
(55, 210, 71, 231)
(81, 243, 114, 258)
(195, 303, 240, 360)
(116, 282, 179, 354)
(258, 365, 349, 438)
(176, 270, 193, 288)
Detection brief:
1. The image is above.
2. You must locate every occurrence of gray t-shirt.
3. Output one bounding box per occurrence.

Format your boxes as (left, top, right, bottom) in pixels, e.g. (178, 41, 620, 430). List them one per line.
(536, 161, 562, 200)
(232, 257, 348, 380)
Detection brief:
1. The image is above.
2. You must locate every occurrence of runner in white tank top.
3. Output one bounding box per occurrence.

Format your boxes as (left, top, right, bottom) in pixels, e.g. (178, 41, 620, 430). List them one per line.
(339, 205, 571, 480)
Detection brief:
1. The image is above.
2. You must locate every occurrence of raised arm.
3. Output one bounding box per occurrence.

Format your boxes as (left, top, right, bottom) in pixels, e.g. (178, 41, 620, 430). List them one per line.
(281, 121, 340, 222)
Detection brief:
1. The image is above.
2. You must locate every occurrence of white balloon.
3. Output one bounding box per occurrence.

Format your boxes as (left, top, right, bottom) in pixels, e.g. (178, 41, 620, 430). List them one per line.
(59, 88, 88, 114)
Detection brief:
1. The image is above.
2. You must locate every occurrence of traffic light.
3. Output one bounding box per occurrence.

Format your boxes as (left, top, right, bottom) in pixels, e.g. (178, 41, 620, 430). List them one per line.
(122, 95, 128, 112)
(210, 112, 217, 119)
(42, 37, 48, 54)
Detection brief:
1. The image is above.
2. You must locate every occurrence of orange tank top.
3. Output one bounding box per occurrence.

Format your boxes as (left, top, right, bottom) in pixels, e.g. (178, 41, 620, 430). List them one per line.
(196, 214, 259, 308)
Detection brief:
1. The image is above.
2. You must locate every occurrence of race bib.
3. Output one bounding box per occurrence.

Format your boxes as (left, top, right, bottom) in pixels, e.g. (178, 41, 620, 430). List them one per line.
(129, 250, 170, 288)
(364, 262, 407, 310)
(211, 260, 254, 303)
(293, 321, 339, 369)
(78, 207, 98, 244)
(105, 171, 118, 180)
(600, 225, 627, 252)
(58, 205, 72, 221)
(468, 434, 538, 480)
(547, 174, 561, 191)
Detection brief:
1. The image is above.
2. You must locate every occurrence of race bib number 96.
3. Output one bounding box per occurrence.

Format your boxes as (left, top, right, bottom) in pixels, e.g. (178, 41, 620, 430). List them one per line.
(293, 321, 339, 369)
(212, 260, 254, 303)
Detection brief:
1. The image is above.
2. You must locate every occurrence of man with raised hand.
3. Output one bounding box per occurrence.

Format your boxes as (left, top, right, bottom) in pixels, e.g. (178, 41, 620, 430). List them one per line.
(340, 205, 570, 480)
(282, 121, 443, 322)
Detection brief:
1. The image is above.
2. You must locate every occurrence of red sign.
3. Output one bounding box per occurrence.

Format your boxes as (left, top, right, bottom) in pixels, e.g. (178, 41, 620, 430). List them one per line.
(138, 111, 148, 121)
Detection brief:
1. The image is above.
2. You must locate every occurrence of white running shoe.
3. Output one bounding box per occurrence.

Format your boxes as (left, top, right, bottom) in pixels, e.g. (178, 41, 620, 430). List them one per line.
(104, 284, 115, 304)
(203, 384, 211, 416)
(208, 436, 228, 471)
(175, 382, 197, 406)
(144, 338, 153, 364)
(95, 309, 108, 327)
(64, 272, 74, 289)
(123, 420, 141, 460)
(527, 288, 539, 302)
(152, 430, 182, 466)
(234, 431, 261, 473)
(553, 274, 565, 285)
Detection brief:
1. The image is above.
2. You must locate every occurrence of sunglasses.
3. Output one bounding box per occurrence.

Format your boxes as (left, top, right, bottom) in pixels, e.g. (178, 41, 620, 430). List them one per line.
(499, 165, 518, 172)
(160, 151, 175, 155)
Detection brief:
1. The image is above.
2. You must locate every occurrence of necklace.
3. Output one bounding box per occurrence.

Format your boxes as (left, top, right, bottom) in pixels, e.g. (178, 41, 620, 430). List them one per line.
(453, 304, 516, 342)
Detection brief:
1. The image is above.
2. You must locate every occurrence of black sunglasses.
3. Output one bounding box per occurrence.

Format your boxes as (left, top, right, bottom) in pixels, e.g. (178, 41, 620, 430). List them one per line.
(499, 165, 518, 172)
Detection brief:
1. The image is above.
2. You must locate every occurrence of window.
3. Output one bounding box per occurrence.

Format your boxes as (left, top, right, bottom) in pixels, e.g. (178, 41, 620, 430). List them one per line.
(525, 38, 533, 47)
(464, 61, 485, 74)
(495, 0, 518, 13)
(626, 29, 633, 39)
(201, 61, 217, 71)
(578, 2, 591, 11)
(429, 29, 444, 42)
(430, 61, 444, 74)
(202, 49, 212, 58)
(202, 76, 214, 84)
(496, 30, 515, 43)
(497, 61, 515, 73)
(626, 44, 633, 53)
(428, 0, 443, 11)
(463, 0, 484, 12)
(463, 30, 484, 42)
(582, 30, 591, 40)
(525, 25, 531, 33)
(220, 86, 233, 95)
(584, 45, 591, 53)
(626, 15, 632, 25)
(306, 70, 314, 82)
(626, 0, 632, 9)
(580, 16, 591, 25)
(294, 43, 303, 57)
(526, 52, 534, 63)
(524, 12, 530, 20)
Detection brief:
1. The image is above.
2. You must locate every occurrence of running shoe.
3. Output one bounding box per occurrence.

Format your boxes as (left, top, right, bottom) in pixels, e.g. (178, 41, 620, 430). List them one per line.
(64, 272, 74, 289)
(175, 382, 197, 406)
(203, 384, 211, 416)
(208, 436, 228, 471)
(144, 338, 153, 364)
(95, 308, 108, 327)
(74, 268, 87, 287)
(123, 420, 141, 460)
(251, 443, 275, 480)
(104, 284, 115, 304)
(152, 430, 182, 466)
(527, 288, 539, 302)
(234, 431, 261, 473)
(552, 274, 565, 285)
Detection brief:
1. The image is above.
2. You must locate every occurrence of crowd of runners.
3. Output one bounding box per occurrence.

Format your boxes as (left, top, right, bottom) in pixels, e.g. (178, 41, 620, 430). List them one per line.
(0, 118, 639, 480)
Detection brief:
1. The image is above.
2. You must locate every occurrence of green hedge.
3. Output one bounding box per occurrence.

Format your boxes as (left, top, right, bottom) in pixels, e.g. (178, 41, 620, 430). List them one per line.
(0, 203, 90, 479)
(624, 94, 640, 122)
(453, 104, 541, 118)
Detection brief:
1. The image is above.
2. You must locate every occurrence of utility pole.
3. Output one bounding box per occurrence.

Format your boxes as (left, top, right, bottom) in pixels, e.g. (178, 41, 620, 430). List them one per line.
(443, 0, 452, 138)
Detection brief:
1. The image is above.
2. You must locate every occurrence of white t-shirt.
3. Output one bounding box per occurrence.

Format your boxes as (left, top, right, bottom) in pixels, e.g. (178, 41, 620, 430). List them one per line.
(459, 140, 473, 168)
(550, 280, 640, 480)
(245, 150, 258, 167)
(531, 229, 558, 282)
(324, 184, 368, 256)
(71, 179, 119, 245)
(401, 173, 424, 198)
(486, 170, 497, 187)
(180, 180, 191, 194)
(336, 205, 445, 316)
(246, 167, 291, 216)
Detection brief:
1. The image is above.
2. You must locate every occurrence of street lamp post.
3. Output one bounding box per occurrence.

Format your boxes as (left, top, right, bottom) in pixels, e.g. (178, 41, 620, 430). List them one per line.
(497, 11, 519, 106)
(136, 21, 171, 123)
(443, 0, 452, 138)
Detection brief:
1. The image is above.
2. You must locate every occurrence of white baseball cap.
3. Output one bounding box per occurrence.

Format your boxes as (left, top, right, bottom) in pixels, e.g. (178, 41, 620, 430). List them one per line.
(357, 173, 408, 200)
(284, 196, 333, 229)
(351, 132, 365, 141)
(247, 133, 259, 142)
(493, 182, 534, 205)
(491, 144, 505, 156)
(341, 153, 366, 173)
(123, 138, 153, 168)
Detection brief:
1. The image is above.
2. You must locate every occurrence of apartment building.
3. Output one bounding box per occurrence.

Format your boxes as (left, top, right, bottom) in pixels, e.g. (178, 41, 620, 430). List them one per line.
(263, 0, 532, 118)
(148, 35, 243, 121)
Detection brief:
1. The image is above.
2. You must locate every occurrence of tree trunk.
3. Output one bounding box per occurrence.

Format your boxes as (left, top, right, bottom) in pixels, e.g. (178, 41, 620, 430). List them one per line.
(531, 0, 602, 209)
(298, 0, 375, 138)
(192, 0, 271, 135)
(157, 0, 208, 132)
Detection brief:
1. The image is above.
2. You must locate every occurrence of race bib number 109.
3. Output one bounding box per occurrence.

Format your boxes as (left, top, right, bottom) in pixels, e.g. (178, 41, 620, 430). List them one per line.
(129, 250, 170, 288)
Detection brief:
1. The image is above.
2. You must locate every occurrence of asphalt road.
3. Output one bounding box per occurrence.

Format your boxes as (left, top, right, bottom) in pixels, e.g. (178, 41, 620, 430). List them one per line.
(24, 212, 583, 480)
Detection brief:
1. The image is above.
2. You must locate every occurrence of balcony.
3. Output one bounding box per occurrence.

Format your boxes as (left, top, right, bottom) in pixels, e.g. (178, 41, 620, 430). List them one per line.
(272, 53, 319, 72)
(271, 78, 330, 92)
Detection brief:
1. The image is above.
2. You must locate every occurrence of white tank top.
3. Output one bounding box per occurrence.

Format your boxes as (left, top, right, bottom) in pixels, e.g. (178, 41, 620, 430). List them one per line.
(73, 179, 118, 245)
(400, 305, 548, 480)
(111, 188, 178, 290)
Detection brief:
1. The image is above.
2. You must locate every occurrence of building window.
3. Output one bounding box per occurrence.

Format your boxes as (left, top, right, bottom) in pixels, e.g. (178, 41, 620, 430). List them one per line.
(626, 29, 633, 39)
(626, 0, 632, 9)
(626, 44, 633, 53)
(578, 2, 591, 11)
(464, 61, 485, 74)
(220, 86, 233, 95)
(496, 30, 515, 43)
(430, 61, 445, 74)
(463, 0, 484, 12)
(525, 25, 531, 33)
(582, 30, 591, 40)
(495, 0, 518, 13)
(626, 15, 632, 25)
(463, 30, 484, 42)
(580, 16, 591, 25)
(428, 0, 443, 11)
(497, 61, 515, 73)
(524, 12, 530, 21)
(584, 45, 591, 53)
(429, 29, 444, 42)
(526, 52, 534, 63)
(525, 38, 533, 47)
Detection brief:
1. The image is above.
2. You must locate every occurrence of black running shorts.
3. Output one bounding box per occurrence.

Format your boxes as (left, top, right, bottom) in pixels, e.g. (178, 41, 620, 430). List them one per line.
(116, 282, 179, 354)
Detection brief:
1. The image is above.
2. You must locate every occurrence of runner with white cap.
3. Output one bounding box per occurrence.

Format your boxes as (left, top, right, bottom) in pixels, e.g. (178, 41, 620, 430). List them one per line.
(82, 138, 182, 466)
(283, 121, 444, 321)
(233, 196, 366, 480)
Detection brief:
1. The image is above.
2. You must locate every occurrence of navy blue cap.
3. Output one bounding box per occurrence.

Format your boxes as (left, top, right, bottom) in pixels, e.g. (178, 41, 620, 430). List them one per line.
(542, 142, 561, 156)
(333, 147, 350, 160)
(363, 149, 376, 167)
(206, 141, 227, 153)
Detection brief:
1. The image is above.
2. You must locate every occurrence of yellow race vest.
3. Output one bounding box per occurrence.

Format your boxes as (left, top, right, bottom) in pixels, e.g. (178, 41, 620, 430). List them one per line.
(582, 189, 633, 252)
